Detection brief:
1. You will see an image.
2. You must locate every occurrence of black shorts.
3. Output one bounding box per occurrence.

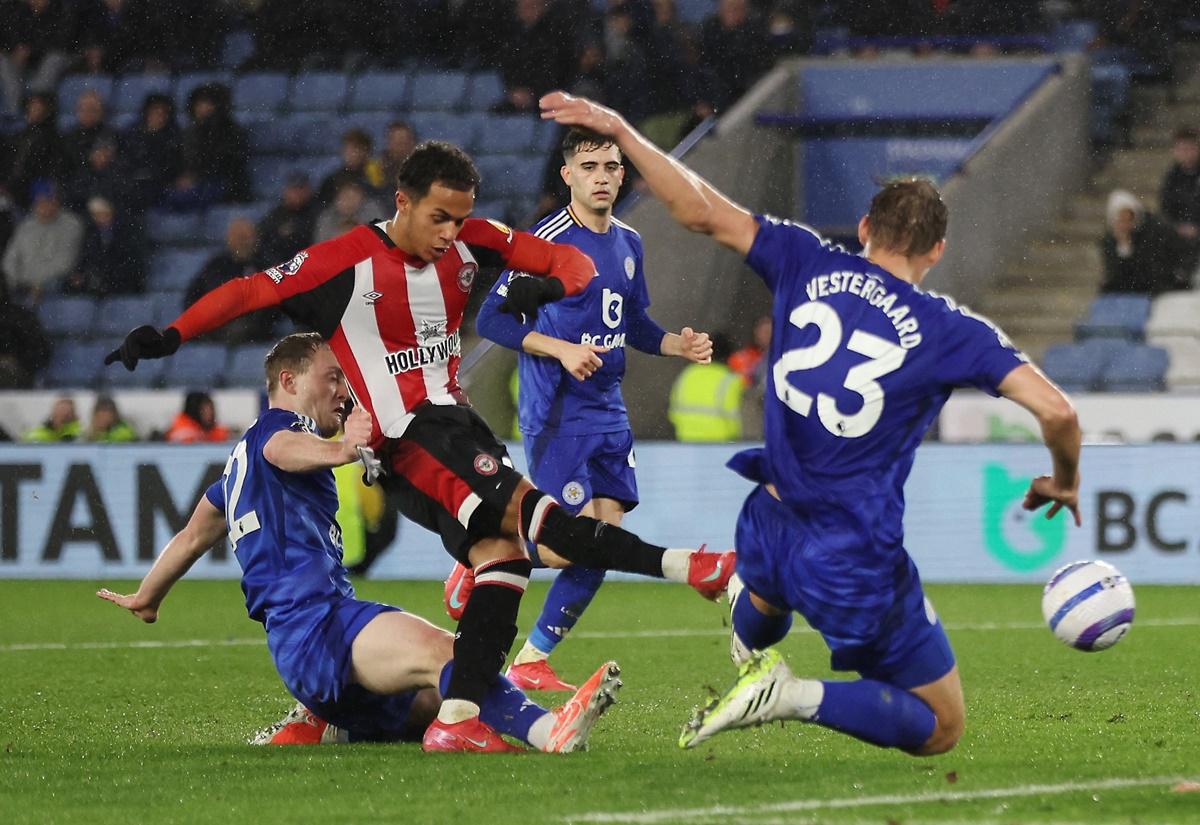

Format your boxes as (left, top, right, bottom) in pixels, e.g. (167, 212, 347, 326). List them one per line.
(381, 403, 524, 564)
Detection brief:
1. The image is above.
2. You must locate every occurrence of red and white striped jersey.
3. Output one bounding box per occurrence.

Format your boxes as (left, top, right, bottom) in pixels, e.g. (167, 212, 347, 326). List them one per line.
(168, 218, 595, 444)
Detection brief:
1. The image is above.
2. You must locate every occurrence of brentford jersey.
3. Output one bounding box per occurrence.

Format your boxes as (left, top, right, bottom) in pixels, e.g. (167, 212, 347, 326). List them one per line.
(168, 217, 595, 443)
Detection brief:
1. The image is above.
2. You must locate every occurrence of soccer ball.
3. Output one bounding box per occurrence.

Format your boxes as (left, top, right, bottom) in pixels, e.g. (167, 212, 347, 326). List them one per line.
(1041, 560, 1135, 651)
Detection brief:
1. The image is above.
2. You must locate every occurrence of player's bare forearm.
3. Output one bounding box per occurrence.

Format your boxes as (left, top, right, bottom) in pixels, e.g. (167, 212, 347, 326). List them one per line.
(539, 91, 759, 255)
(262, 430, 357, 473)
(523, 331, 606, 381)
(999, 364, 1081, 487)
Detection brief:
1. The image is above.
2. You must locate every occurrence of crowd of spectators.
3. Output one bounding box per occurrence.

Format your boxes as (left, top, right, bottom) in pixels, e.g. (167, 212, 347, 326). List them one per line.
(8, 389, 231, 442)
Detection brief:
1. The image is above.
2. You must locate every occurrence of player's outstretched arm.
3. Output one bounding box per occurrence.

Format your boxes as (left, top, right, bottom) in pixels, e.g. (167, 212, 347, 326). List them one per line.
(262, 406, 372, 473)
(540, 91, 760, 256)
(661, 327, 714, 364)
(998, 364, 1082, 525)
(97, 497, 227, 623)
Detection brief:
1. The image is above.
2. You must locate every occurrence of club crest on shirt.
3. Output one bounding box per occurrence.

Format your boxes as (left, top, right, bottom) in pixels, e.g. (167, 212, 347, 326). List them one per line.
(265, 250, 309, 284)
(474, 454, 498, 476)
(457, 262, 477, 292)
(624, 256, 635, 280)
(562, 481, 586, 506)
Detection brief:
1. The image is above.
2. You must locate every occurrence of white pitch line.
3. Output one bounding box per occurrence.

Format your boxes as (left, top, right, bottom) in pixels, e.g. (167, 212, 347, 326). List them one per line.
(2, 617, 1196, 653)
(563, 775, 1191, 824)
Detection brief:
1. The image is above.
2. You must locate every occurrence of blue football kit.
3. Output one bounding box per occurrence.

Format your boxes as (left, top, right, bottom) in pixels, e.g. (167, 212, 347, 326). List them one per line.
(207, 407, 557, 743)
(732, 215, 1027, 689)
(476, 205, 668, 654)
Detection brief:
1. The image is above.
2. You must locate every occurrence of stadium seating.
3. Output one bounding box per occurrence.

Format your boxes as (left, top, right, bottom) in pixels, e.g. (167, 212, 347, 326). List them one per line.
(476, 154, 544, 199)
(43, 342, 108, 388)
(1040, 340, 1120, 392)
(289, 73, 349, 112)
(408, 112, 480, 153)
(233, 73, 291, 118)
(175, 72, 233, 111)
(39, 297, 98, 338)
(221, 29, 256, 70)
(1157, 337, 1200, 390)
(148, 249, 212, 292)
(1146, 291, 1200, 340)
(226, 344, 271, 387)
(466, 72, 505, 111)
(203, 203, 272, 244)
(94, 296, 159, 339)
(409, 70, 468, 111)
(476, 115, 539, 156)
(1100, 344, 1169, 392)
(147, 211, 204, 246)
(1074, 294, 1152, 340)
(161, 344, 231, 387)
(348, 72, 410, 111)
(105, 354, 166, 388)
(57, 74, 114, 108)
(111, 74, 173, 115)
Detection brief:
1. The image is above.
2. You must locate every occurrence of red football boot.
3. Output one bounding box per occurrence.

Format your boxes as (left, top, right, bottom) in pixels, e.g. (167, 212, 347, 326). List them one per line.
(505, 659, 578, 692)
(687, 547, 736, 601)
(421, 716, 524, 753)
(443, 562, 475, 621)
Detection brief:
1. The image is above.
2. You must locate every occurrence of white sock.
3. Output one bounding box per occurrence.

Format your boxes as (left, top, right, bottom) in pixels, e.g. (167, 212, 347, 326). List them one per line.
(526, 711, 555, 751)
(660, 548, 693, 582)
(436, 699, 480, 724)
(780, 677, 824, 721)
(513, 639, 550, 666)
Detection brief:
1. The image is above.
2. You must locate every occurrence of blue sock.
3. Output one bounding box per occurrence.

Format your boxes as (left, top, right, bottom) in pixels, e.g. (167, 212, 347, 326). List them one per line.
(732, 589, 792, 649)
(527, 565, 607, 654)
(813, 679, 936, 751)
(439, 662, 549, 745)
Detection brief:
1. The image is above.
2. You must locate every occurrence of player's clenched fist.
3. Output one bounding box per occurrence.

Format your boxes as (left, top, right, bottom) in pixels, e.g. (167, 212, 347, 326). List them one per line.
(679, 327, 713, 364)
(104, 325, 181, 370)
(341, 405, 372, 453)
(556, 340, 608, 381)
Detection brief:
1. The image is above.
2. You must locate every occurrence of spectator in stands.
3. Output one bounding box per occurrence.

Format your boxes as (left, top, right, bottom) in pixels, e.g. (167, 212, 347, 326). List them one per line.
(1086, 0, 1174, 82)
(258, 171, 318, 265)
(185, 217, 276, 342)
(0, 184, 15, 258)
(729, 314, 772, 388)
(668, 332, 743, 442)
(2, 180, 84, 302)
(641, 0, 706, 148)
(495, 0, 575, 113)
(5, 91, 68, 208)
(1101, 189, 1190, 295)
(64, 132, 134, 214)
(64, 195, 144, 295)
(1159, 126, 1200, 273)
(249, 0, 335, 72)
(85, 394, 137, 442)
(123, 92, 183, 209)
(166, 390, 230, 443)
(378, 121, 417, 189)
(23, 396, 81, 442)
(316, 128, 385, 208)
(698, 0, 774, 112)
(0, 0, 74, 117)
(62, 88, 110, 167)
(0, 279, 50, 388)
(173, 83, 250, 208)
(74, 0, 159, 73)
(315, 180, 386, 242)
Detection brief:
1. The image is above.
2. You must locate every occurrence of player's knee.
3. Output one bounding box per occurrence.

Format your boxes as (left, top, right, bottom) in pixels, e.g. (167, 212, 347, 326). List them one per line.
(467, 536, 527, 567)
(920, 713, 964, 755)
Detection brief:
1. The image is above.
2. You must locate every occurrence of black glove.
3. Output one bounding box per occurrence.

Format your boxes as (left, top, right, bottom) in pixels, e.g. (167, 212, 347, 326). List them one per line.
(104, 325, 182, 371)
(498, 275, 565, 322)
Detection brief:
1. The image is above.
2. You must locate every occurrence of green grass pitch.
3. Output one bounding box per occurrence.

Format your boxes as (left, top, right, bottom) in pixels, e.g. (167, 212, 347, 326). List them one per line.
(1, 579, 1196, 824)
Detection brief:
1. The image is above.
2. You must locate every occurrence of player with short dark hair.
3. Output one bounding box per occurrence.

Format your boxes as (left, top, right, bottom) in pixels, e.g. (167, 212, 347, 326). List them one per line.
(540, 92, 1082, 756)
(98, 334, 620, 752)
(459, 127, 714, 691)
(105, 141, 734, 752)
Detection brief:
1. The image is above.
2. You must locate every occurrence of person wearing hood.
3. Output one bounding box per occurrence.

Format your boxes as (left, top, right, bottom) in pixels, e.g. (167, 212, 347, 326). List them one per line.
(172, 83, 250, 208)
(166, 390, 231, 443)
(1101, 189, 1190, 295)
(1159, 127, 1200, 273)
(123, 92, 183, 209)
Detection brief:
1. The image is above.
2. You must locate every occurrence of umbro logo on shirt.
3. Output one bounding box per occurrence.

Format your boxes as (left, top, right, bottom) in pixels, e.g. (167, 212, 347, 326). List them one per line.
(363, 290, 383, 305)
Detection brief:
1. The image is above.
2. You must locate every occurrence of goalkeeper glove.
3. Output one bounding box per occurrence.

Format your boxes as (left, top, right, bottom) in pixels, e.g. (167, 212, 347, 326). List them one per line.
(498, 275, 565, 322)
(104, 325, 182, 371)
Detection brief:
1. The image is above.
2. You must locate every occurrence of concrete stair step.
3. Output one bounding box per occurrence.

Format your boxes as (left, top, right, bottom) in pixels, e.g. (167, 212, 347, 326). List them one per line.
(982, 286, 1092, 318)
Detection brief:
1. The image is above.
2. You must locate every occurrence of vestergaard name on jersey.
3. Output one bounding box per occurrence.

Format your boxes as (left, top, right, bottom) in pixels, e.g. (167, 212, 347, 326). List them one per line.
(384, 330, 461, 375)
(805, 271, 924, 349)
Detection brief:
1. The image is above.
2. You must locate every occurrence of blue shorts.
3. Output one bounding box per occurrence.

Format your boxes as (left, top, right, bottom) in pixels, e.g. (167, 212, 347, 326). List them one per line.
(735, 485, 955, 690)
(524, 429, 639, 516)
(267, 596, 418, 742)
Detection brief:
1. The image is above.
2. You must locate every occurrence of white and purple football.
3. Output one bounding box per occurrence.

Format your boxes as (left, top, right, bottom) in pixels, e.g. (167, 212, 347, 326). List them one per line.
(1042, 560, 1135, 651)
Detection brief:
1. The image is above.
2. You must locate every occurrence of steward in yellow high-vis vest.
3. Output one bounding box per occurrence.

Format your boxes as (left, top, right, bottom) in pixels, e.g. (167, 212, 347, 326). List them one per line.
(668, 359, 744, 442)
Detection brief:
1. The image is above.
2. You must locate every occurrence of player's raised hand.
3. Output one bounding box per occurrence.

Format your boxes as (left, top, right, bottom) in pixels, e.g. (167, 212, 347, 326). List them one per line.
(97, 588, 160, 623)
(557, 341, 608, 381)
(104, 325, 181, 371)
(1022, 474, 1081, 526)
(539, 91, 627, 138)
(678, 327, 713, 364)
(341, 405, 372, 452)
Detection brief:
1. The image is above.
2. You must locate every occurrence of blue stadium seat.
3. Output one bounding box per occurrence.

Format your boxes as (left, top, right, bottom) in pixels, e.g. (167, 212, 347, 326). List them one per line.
(290, 73, 349, 112)
(94, 296, 158, 339)
(536, 121, 563, 153)
(346, 113, 395, 148)
(39, 296, 98, 338)
(408, 112, 479, 152)
(147, 211, 204, 246)
(409, 71, 468, 111)
(1075, 294, 1152, 340)
(226, 344, 271, 387)
(43, 342, 108, 388)
(161, 344, 229, 387)
(57, 74, 114, 109)
(472, 199, 508, 222)
(104, 353, 165, 388)
(289, 115, 344, 156)
(466, 72, 504, 111)
(154, 292, 186, 328)
(476, 115, 539, 155)
(1040, 341, 1117, 392)
(233, 73, 291, 118)
(1101, 344, 1169, 392)
(246, 118, 295, 155)
(110, 74, 173, 115)
(148, 249, 213, 292)
(477, 154, 544, 199)
(175, 72, 233, 112)
(675, 0, 716, 24)
(221, 29, 256, 70)
(203, 203, 272, 244)
(348, 72, 410, 112)
(250, 157, 297, 199)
